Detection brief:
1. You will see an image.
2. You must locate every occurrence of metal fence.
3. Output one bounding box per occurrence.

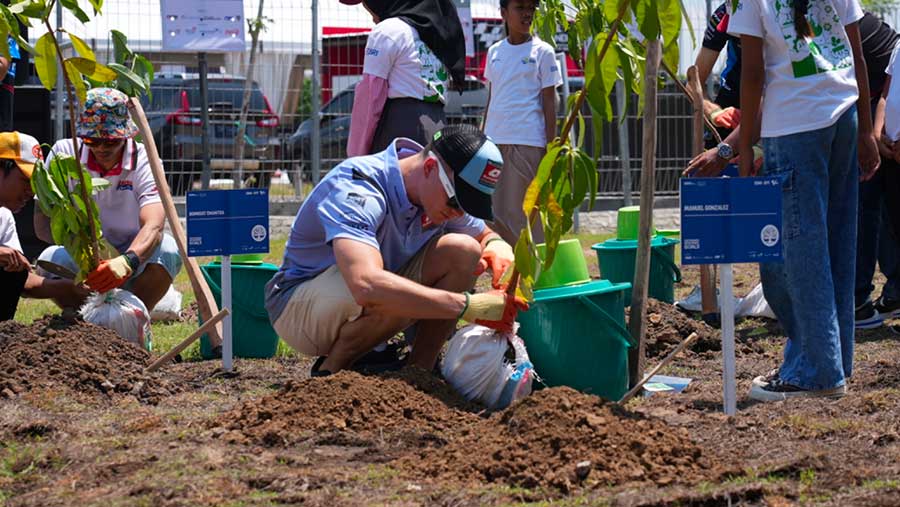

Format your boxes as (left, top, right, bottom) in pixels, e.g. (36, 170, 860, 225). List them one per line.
(33, 0, 726, 201)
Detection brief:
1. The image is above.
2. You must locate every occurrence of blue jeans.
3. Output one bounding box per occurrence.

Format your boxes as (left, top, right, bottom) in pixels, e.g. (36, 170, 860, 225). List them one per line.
(759, 106, 858, 391)
(856, 168, 900, 305)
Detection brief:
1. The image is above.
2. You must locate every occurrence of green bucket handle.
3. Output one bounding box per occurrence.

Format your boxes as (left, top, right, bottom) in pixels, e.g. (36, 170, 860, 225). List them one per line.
(577, 296, 637, 349)
(200, 265, 271, 319)
(651, 246, 682, 283)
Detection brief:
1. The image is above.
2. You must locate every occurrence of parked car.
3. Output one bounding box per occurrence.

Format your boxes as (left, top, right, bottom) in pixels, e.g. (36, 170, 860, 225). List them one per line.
(141, 73, 282, 193)
(286, 77, 489, 172)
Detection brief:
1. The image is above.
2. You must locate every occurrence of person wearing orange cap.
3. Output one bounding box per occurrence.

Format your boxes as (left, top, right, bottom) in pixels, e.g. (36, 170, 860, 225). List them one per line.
(0, 131, 85, 321)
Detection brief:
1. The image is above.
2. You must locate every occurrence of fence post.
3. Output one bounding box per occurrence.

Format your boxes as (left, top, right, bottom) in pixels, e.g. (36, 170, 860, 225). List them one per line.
(311, 0, 322, 186)
(616, 80, 632, 206)
(198, 52, 212, 190)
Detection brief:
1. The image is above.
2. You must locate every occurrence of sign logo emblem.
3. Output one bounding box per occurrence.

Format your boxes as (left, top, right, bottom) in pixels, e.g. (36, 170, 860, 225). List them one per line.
(251, 224, 267, 242)
(760, 224, 779, 247)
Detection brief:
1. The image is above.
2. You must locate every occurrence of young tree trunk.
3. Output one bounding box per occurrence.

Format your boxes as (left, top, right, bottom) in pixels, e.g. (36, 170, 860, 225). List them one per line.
(626, 38, 661, 388)
(233, 0, 265, 188)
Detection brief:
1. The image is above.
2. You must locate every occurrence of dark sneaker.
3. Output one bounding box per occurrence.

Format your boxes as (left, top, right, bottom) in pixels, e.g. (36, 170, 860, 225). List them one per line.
(874, 295, 900, 319)
(855, 301, 884, 329)
(310, 356, 333, 377)
(749, 376, 846, 402)
(350, 341, 408, 374)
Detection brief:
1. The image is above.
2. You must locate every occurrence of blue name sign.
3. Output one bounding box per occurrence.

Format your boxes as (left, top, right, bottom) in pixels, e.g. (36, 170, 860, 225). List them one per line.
(186, 189, 269, 257)
(680, 177, 783, 265)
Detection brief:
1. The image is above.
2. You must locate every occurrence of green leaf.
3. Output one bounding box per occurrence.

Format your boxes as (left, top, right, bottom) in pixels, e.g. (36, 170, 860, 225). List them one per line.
(12, 34, 35, 56)
(662, 40, 680, 75)
(604, 0, 633, 26)
(633, 0, 660, 41)
(87, 0, 102, 14)
(68, 57, 117, 82)
(108, 62, 147, 95)
(110, 29, 131, 64)
(68, 32, 96, 60)
(658, 0, 682, 48)
(50, 212, 68, 245)
(34, 32, 58, 91)
(91, 177, 110, 192)
(514, 232, 536, 289)
(575, 149, 598, 209)
(59, 0, 90, 23)
(7, 0, 46, 18)
(522, 144, 562, 216)
(64, 59, 88, 104)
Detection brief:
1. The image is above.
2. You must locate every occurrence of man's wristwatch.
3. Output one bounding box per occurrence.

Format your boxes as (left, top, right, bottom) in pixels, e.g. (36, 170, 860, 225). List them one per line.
(716, 142, 735, 160)
(124, 251, 141, 272)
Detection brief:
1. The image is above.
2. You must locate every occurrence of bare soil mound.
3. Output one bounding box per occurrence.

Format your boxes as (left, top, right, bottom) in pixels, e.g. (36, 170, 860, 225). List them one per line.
(0, 317, 179, 403)
(630, 298, 763, 360)
(220, 368, 484, 448)
(404, 387, 719, 494)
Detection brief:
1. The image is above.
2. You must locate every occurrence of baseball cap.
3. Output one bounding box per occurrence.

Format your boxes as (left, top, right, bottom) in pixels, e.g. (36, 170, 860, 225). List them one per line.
(430, 124, 503, 221)
(0, 131, 42, 178)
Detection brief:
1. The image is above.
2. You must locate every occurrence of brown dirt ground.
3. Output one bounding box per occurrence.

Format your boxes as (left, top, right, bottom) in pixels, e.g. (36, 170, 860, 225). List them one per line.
(2, 266, 900, 506)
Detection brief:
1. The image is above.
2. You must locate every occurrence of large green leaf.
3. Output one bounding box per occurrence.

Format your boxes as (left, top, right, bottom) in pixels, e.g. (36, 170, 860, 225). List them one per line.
(514, 231, 536, 292)
(0, 16, 11, 59)
(34, 32, 58, 91)
(522, 143, 562, 216)
(87, 0, 102, 14)
(658, 0, 682, 48)
(109, 62, 147, 94)
(110, 29, 130, 64)
(633, 0, 660, 41)
(68, 57, 117, 82)
(7, 0, 46, 18)
(59, 0, 90, 23)
(64, 59, 87, 104)
(68, 32, 96, 60)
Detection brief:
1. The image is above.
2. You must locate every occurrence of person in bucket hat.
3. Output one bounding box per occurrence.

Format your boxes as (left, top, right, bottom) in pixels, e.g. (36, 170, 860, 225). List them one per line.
(265, 125, 527, 377)
(0, 131, 84, 320)
(34, 88, 182, 313)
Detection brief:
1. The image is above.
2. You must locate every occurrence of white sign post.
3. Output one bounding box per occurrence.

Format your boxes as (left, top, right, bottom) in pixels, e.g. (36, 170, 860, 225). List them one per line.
(221, 254, 233, 372)
(719, 263, 737, 416)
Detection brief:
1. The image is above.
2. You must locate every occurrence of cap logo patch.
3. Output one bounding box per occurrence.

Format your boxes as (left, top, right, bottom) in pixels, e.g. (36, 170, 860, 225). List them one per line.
(479, 160, 502, 188)
(31, 144, 43, 160)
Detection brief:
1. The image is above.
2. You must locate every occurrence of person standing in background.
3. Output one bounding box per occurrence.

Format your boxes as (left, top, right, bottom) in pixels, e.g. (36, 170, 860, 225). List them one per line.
(343, 0, 467, 156)
(482, 0, 562, 246)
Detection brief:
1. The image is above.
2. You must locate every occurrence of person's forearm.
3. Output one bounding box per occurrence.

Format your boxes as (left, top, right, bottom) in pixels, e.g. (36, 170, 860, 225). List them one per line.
(350, 269, 467, 320)
(542, 88, 558, 144)
(347, 75, 388, 157)
(874, 95, 887, 138)
(125, 223, 162, 262)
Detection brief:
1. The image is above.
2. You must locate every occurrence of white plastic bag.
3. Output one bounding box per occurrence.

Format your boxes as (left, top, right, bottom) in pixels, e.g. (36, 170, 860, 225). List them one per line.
(736, 282, 776, 319)
(150, 284, 183, 322)
(441, 324, 535, 410)
(81, 289, 153, 351)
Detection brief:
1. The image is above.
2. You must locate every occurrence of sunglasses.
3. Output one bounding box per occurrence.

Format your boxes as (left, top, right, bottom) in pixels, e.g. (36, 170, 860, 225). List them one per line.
(82, 137, 125, 148)
(432, 153, 461, 210)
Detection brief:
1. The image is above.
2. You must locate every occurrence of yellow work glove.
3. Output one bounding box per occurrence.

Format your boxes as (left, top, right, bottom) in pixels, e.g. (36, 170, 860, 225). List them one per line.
(460, 290, 529, 334)
(85, 254, 136, 293)
(474, 238, 515, 289)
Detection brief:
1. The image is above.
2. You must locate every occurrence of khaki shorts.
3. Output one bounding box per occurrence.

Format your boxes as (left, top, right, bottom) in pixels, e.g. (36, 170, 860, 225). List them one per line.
(491, 144, 546, 245)
(273, 238, 434, 356)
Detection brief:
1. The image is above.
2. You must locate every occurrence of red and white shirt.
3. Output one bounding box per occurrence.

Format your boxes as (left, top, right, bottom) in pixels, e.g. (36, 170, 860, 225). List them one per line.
(46, 138, 161, 251)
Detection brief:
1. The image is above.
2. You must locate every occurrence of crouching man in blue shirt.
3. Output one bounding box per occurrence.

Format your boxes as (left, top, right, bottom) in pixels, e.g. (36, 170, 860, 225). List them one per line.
(265, 125, 527, 376)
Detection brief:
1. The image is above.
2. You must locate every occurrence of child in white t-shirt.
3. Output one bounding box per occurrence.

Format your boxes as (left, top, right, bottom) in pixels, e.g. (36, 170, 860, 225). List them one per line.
(728, 0, 879, 402)
(483, 0, 562, 245)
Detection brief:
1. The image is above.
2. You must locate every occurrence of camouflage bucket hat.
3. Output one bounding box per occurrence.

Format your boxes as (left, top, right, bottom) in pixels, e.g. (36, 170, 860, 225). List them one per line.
(76, 88, 139, 139)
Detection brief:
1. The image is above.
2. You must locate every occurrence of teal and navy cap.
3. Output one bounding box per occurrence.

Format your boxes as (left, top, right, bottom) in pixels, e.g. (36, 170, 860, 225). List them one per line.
(431, 124, 503, 221)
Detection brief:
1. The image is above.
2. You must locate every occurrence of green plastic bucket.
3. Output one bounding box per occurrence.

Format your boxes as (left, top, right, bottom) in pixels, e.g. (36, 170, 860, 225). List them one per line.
(199, 262, 280, 359)
(215, 253, 266, 264)
(534, 239, 591, 290)
(591, 236, 682, 304)
(517, 280, 634, 400)
(616, 206, 658, 240)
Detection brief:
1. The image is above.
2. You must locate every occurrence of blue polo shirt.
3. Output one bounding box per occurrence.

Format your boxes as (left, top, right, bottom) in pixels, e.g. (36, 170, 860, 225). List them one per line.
(265, 138, 485, 324)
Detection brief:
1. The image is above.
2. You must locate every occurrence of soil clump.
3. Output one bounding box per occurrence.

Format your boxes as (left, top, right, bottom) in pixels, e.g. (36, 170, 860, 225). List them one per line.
(630, 298, 764, 360)
(220, 368, 484, 448)
(404, 387, 719, 494)
(0, 317, 179, 403)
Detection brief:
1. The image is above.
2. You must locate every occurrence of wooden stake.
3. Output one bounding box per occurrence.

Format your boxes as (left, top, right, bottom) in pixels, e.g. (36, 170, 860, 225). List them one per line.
(619, 332, 698, 404)
(686, 67, 719, 317)
(126, 98, 224, 349)
(627, 39, 661, 388)
(145, 308, 230, 373)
